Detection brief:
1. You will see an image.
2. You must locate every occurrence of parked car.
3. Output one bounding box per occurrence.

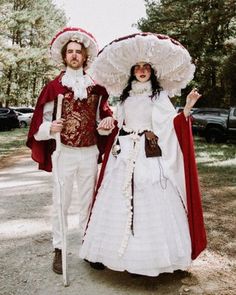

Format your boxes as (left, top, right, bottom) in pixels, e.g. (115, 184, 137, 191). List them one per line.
(0, 107, 20, 131)
(15, 111, 32, 128)
(191, 108, 229, 116)
(192, 107, 236, 143)
(12, 107, 34, 114)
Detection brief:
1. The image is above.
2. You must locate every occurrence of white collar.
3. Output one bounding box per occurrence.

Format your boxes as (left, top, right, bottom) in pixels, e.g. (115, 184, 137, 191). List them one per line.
(129, 80, 152, 97)
(61, 67, 94, 100)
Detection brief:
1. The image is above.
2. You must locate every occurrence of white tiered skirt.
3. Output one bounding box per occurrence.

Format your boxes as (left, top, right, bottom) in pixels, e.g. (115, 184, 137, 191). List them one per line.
(80, 135, 192, 276)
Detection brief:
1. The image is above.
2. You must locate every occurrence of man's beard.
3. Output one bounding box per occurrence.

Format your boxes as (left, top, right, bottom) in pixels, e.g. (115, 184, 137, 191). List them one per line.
(68, 59, 83, 69)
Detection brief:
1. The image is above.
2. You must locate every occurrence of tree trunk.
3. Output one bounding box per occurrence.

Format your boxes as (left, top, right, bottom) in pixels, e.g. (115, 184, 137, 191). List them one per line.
(6, 67, 13, 107)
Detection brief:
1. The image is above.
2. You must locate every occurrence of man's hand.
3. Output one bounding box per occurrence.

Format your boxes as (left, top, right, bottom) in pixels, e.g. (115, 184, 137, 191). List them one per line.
(50, 119, 65, 134)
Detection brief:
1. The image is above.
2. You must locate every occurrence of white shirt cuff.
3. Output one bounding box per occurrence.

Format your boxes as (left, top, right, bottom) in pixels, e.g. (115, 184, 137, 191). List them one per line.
(34, 121, 54, 141)
(97, 128, 113, 136)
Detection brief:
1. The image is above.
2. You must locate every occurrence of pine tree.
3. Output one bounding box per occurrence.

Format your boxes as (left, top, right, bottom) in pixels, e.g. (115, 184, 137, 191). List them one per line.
(0, 0, 66, 107)
(137, 0, 236, 106)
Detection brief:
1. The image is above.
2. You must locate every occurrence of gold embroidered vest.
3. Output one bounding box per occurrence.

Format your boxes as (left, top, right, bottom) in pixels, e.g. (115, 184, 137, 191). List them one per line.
(60, 89, 99, 147)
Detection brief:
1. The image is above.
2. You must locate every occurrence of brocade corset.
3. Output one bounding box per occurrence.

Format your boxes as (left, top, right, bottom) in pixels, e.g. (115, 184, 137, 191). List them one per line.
(60, 90, 99, 147)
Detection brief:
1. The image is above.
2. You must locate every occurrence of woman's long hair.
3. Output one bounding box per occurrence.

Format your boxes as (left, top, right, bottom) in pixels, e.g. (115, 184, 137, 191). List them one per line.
(120, 65, 162, 102)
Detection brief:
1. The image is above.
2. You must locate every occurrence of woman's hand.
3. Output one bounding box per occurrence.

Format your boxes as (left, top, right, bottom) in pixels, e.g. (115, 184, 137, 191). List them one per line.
(97, 116, 115, 131)
(184, 88, 202, 117)
(50, 118, 65, 134)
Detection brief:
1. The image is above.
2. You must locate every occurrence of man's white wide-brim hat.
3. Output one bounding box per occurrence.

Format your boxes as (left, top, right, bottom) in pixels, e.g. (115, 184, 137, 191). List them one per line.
(50, 27, 98, 69)
(91, 33, 195, 96)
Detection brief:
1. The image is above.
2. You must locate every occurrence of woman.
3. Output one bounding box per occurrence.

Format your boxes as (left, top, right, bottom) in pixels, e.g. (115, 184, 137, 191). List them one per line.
(80, 33, 207, 276)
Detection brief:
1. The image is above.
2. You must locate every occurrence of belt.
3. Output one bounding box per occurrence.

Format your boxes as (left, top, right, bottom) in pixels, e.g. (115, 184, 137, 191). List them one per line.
(119, 128, 146, 137)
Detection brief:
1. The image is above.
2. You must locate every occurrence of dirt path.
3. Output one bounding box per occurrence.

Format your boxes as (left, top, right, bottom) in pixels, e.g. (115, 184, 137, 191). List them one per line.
(0, 151, 235, 295)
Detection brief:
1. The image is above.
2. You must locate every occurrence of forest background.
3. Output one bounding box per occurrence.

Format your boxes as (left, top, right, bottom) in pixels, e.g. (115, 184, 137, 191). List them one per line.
(0, 0, 236, 108)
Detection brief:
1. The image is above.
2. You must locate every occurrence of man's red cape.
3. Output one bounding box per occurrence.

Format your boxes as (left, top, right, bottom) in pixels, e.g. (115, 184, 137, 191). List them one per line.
(26, 72, 112, 172)
(92, 113, 207, 260)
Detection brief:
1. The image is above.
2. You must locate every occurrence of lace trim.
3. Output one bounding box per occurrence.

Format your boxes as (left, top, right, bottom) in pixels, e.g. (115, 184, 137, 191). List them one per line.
(129, 81, 152, 97)
(118, 132, 141, 257)
(122, 125, 152, 134)
(61, 67, 94, 100)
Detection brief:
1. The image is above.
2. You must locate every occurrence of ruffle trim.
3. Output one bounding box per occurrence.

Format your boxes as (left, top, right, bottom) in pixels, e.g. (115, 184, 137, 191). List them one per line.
(61, 68, 94, 100)
(91, 34, 195, 96)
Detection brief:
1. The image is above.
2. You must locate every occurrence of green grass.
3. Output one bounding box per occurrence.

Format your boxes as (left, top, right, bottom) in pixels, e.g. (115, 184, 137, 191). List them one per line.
(193, 137, 236, 188)
(198, 165, 236, 187)
(0, 128, 29, 158)
(194, 137, 236, 257)
(194, 137, 236, 161)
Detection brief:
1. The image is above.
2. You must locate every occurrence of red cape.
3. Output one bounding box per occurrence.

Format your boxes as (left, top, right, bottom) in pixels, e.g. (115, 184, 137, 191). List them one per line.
(91, 113, 207, 260)
(174, 112, 207, 259)
(26, 72, 112, 172)
(26, 73, 66, 172)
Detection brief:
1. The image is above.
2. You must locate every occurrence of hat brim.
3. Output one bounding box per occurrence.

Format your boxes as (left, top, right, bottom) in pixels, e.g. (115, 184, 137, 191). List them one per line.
(91, 33, 195, 96)
(50, 27, 98, 70)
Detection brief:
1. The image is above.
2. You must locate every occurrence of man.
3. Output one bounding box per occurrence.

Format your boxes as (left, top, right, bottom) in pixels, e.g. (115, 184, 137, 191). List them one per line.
(26, 27, 114, 274)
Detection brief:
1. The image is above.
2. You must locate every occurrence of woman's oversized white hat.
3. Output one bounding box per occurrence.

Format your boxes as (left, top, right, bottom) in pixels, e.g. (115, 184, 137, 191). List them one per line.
(50, 27, 98, 69)
(91, 33, 195, 96)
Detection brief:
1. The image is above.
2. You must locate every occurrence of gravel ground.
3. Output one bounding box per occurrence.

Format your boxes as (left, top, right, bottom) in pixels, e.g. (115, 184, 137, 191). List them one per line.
(0, 150, 235, 295)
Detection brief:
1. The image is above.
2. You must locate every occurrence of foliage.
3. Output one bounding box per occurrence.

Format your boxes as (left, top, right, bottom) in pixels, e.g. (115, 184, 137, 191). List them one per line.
(221, 40, 236, 106)
(0, 0, 66, 107)
(137, 0, 236, 107)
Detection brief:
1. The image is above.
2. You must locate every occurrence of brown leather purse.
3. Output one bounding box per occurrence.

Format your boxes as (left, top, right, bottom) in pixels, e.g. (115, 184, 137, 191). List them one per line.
(144, 132, 162, 157)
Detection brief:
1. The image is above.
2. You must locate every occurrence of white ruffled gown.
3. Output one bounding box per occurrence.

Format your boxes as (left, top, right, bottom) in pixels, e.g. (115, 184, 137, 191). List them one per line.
(80, 84, 192, 276)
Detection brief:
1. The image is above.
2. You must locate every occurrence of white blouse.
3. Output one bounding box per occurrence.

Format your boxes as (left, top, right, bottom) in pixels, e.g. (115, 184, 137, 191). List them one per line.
(124, 95, 154, 132)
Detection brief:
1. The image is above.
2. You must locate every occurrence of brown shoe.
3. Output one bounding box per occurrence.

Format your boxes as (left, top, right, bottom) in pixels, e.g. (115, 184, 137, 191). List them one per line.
(52, 248, 62, 274)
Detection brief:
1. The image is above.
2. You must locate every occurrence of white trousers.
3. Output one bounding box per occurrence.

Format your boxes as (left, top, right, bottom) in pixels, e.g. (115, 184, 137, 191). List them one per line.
(51, 144, 99, 249)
